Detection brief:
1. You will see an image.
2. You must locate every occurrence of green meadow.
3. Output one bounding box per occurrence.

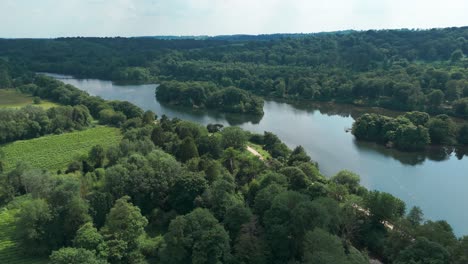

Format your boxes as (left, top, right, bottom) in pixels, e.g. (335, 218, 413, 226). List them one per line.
(0, 89, 59, 109)
(0, 126, 122, 172)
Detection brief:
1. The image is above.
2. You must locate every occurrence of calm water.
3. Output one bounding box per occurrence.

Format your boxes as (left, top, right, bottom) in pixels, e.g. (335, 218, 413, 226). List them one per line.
(47, 73, 468, 236)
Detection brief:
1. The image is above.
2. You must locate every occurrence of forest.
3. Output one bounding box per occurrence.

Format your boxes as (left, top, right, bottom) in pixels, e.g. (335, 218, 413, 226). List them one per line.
(1, 27, 468, 264)
(0, 66, 467, 264)
(1, 27, 468, 117)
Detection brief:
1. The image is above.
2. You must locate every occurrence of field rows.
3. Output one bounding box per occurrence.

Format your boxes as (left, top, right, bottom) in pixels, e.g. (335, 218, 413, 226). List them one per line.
(1, 126, 122, 172)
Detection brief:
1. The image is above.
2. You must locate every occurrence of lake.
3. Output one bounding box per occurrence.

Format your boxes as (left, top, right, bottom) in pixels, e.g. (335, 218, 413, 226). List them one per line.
(47, 73, 468, 236)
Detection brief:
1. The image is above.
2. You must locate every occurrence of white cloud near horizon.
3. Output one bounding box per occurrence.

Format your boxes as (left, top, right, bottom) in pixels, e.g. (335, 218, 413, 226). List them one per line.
(1, 0, 468, 38)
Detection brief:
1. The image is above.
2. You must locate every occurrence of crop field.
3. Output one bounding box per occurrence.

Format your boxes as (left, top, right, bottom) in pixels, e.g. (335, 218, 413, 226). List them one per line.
(0, 126, 122, 172)
(0, 198, 49, 264)
(0, 89, 59, 109)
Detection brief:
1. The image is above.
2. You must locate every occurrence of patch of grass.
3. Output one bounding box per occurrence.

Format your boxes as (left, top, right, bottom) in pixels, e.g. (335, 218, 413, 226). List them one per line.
(1, 126, 122, 172)
(0, 89, 59, 109)
(0, 197, 49, 264)
(247, 142, 271, 160)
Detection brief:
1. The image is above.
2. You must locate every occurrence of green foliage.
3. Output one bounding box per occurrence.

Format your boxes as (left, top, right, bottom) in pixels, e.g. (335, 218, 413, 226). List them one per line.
(101, 196, 148, 264)
(89, 145, 105, 168)
(0, 104, 92, 144)
(15, 199, 53, 255)
(1, 50, 467, 263)
(176, 137, 199, 162)
(302, 228, 348, 264)
(73, 223, 106, 254)
(221, 126, 248, 149)
(0, 202, 49, 264)
(458, 124, 468, 145)
(395, 237, 450, 264)
(365, 191, 406, 223)
(160, 208, 231, 264)
(452, 236, 468, 264)
(352, 112, 464, 150)
(233, 216, 269, 264)
(407, 206, 424, 226)
(428, 114, 458, 145)
(50, 247, 107, 264)
(157, 81, 264, 115)
(331, 170, 361, 194)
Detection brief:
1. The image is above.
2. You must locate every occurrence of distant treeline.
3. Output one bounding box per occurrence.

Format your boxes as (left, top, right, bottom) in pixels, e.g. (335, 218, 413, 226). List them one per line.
(2, 27, 468, 118)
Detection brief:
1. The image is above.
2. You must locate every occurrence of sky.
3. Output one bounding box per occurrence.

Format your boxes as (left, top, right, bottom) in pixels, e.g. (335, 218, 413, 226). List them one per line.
(1, 0, 468, 38)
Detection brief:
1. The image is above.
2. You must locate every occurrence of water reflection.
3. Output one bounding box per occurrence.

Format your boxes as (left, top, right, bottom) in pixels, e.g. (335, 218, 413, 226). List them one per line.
(352, 140, 467, 166)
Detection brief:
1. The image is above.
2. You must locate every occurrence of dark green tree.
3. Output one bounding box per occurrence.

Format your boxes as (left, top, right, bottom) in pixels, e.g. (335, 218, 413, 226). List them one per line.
(161, 208, 231, 264)
(177, 137, 199, 162)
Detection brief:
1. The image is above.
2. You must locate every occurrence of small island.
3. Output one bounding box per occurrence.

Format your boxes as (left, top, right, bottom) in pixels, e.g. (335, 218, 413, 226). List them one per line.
(352, 111, 468, 151)
(156, 81, 264, 116)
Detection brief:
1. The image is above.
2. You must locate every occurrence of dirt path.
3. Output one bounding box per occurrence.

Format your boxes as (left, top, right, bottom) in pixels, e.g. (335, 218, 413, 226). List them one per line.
(246, 145, 264, 160)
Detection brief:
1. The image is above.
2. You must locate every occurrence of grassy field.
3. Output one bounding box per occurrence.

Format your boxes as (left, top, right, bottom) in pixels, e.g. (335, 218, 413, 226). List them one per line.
(0, 89, 59, 109)
(0, 126, 122, 172)
(0, 197, 49, 264)
(247, 142, 271, 160)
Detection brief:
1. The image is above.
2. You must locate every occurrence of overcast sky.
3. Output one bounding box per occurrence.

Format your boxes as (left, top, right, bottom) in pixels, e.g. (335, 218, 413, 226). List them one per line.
(1, 0, 468, 38)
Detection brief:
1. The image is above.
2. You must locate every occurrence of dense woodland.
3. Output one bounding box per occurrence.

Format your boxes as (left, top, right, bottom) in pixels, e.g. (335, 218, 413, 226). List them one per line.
(1, 28, 468, 263)
(0, 70, 467, 264)
(2, 27, 468, 117)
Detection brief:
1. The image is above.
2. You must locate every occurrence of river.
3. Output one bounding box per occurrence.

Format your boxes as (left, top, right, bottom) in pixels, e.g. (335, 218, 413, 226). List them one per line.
(46, 73, 468, 236)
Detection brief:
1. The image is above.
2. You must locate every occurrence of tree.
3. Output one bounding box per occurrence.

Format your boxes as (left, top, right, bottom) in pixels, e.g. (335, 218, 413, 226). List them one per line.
(50, 247, 108, 264)
(394, 124, 430, 150)
(458, 124, 468, 145)
(263, 191, 334, 262)
(302, 228, 349, 264)
(160, 208, 231, 264)
(73, 222, 107, 257)
(221, 126, 247, 149)
(453, 236, 468, 264)
(207, 123, 224, 133)
(0, 149, 4, 174)
(331, 170, 361, 194)
(288, 146, 311, 165)
(395, 237, 450, 264)
(427, 90, 445, 110)
(224, 203, 252, 240)
(407, 206, 424, 226)
(16, 198, 53, 255)
(451, 49, 464, 62)
(403, 111, 430, 126)
(365, 191, 405, 223)
(168, 171, 207, 214)
(101, 196, 148, 264)
(89, 145, 105, 168)
(428, 115, 457, 145)
(177, 137, 199, 162)
(142, 110, 156, 125)
(416, 220, 457, 249)
(233, 216, 269, 264)
(279, 166, 309, 190)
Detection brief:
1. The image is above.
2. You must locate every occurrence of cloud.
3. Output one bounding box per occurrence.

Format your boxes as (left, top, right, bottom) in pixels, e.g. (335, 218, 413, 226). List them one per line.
(0, 0, 467, 38)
